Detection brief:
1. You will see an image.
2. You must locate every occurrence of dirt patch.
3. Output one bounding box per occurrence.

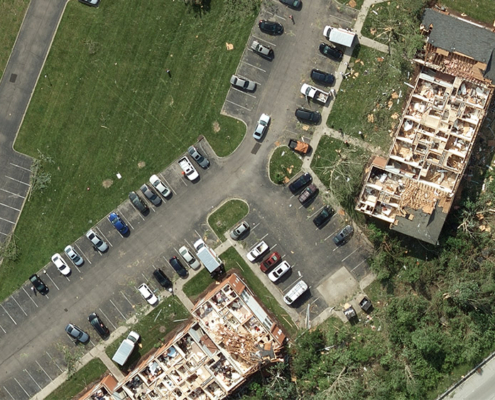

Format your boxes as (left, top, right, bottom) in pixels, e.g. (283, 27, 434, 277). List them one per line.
(213, 121, 221, 133)
(102, 179, 113, 188)
(138, 161, 146, 169)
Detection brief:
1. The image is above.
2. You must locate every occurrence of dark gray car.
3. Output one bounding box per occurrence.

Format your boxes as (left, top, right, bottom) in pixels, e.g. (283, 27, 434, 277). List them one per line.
(188, 146, 210, 169)
(65, 323, 89, 344)
(129, 191, 149, 215)
(140, 184, 162, 206)
(333, 225, 354, 245)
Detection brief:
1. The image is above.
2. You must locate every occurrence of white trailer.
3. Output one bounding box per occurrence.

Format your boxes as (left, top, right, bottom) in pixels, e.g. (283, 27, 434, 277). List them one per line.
(193, 239, 225, 278)
(323, 26, 356, 47)
(301, 84, 329, 104)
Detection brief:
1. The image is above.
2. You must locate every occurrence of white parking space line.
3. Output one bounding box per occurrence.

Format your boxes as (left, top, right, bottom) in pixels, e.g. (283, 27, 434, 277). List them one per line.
(259, 233, 269, 241)
(228, 88, 257, 99)
(11, 296, 27, 317)
(0, 216, 15, 224)
(74, 243, 91, 265)
(118, 210, 134, 230)
(160, 175, 177, 196)
(351, 259, 367, 272)
(271, 244, 278, 251)
(241, 61, 266, 73)
(194, 230, 202, 239)
(130, 204, 145, 221)
(251, 35, 277, 46)
(2, 386, 15, 400)
(0, 231, 8, 236)
(24, 369, 42, 390)
(95, 226, 112, 247)
(1, 305, 16, 325)
(341, 248, 358, 262)
(0, 202, 21, 212)
(44, 272, 60, 290)
(0, 325, 6, 333)
(308, 206, 325, 219)
(90, 339, 96, 347)
(297, 270, 302, 277)
(325, 228, 341, 241)
(67, 257, 82, 274)
(22, 287, 38, 308)
(109, 299, 126, 319)
(251, 223, 260, 231)
(225, 99, 251, 111)
(14, 378, 29, 397)
(46, 351, 63, 373)
(121, 291, 135, 307)
(284, 277, 303, 293)
(179, 178, 188, 187)
(0, 188, 25, 198)
(10, 163, 31, 172)
(35, 360, 52, 381)
(274, 14, 286, 20)
(5, 176, 30, 186)
(298, 204, 304, 209)
(98, 308, 117, 330)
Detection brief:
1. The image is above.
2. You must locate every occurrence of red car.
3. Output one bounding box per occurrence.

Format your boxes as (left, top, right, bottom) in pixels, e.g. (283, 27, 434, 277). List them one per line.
(260, 252, 282, 273)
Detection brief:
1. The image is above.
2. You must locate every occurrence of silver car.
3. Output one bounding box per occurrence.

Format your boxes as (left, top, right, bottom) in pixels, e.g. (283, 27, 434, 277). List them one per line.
(230, 75, 256, 91)
(179, 245, 201, 270)
(230, 221, 250, 240)
(64, 245, 84, 266)
(65, 323, 89, 343)
(188, 146, 210, 169)
(85, 229, 109, 252)
(140, 184, 162, 206)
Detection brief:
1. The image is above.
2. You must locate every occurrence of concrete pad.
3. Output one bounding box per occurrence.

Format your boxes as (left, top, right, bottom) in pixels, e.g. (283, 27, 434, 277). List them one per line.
(316, 266, 359, 306)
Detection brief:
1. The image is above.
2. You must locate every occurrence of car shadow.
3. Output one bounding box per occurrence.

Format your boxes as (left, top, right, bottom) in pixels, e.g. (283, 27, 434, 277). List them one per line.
(275, 269, 292, 285)
(289, 289, 312, 307)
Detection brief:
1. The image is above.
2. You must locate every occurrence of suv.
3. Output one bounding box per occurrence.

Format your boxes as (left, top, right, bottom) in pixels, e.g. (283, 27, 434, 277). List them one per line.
(298, 184, 318, 204)
(140, 184, 162, 206)
(129, 191, 149, 215)
(295, 108, 321, 124)
(65, 323, 90, 344)
(313, 206, 335, 228)
(188, 146, 210, 169)
(260, 251, 282, 273)
(86, 229, 109, 252)
(289, 172, 312, 194)
(88, 312, 110, 339)
(153, 269, 173, 291)
(311, 69, 335, 85)
(169, 256, 188, 278)
(333, 225, 354, 245)
(29, 274, 48, 295)
(319, 42, 343, 61)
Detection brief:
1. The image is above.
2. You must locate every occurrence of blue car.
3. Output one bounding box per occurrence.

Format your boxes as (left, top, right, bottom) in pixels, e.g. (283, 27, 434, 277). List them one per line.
(108, 212, 129, 235)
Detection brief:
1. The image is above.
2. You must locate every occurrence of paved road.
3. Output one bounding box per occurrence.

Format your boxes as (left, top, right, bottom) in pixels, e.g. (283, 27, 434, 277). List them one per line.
(447, 355, 495, 399)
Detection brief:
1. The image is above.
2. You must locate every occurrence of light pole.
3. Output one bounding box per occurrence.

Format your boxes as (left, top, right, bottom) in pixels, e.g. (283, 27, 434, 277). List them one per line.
(44, 74, 52, 87)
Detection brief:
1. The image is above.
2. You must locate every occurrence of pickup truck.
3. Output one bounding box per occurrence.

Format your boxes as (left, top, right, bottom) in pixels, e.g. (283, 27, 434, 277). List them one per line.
(178, 156, 199, 181)
(301, 84, 329, 104)
(251, 40, 273, 58)
(247, 241, 269, 262)
(288, 139, 310, 154)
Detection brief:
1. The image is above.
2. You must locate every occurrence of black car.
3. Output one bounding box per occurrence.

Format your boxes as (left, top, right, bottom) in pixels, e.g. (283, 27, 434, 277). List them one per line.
(259, 20, 284, 35)
(88, 312, 110, 339)
(289, 172, 312, 194)
(333, 225, 354, 245)
(313, 206, 335, 228)
(311, 69, 335, 85)
(169, 256, 188, 278)
(129, 191, 149, 215)
(295, 107, 321, 124)
(319, 43, 343, 61)
(279, 0, 302, 9)
(153, 269, 173, 290)
(29, 274, 48, 295)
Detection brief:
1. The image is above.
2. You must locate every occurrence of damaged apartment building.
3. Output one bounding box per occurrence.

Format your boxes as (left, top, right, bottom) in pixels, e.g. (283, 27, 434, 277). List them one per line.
(77, 273, 286, 400)
(356, 8, 495, 244)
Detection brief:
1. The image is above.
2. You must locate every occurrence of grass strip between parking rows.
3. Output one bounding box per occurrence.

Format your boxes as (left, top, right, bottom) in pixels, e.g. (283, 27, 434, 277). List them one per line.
(208, 200, 249, 243)
(269, 146, 303, 185)
(44, 358, 107, 400)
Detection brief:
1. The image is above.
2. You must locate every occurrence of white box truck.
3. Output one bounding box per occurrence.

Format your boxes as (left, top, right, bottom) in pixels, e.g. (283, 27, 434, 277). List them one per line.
(323, 26, 356, 47)
(112, 331, 140, 366)
(193, 239, 225, 279)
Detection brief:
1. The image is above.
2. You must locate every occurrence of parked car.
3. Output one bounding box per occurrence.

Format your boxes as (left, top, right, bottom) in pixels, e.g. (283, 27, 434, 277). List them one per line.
(179, 246, 201, 270)
(279, 0, 302, 9)
(295, 108, 321, 124)
(188, 146, 210, 169)
(149, 175, 172, 198)
(333, 225, 354, 245)
(140, 184, 162, 206)
(298, 183, 318, 204)
(51, 253, 71, 276)
(64, 245, 84, 266)
(108, 212, 130, 235)
(88, 312, 110, 339)
(169, 256, 188, 278)
(319, 42, 343, 61)
(230, 75, 256, 91)
(153, 269, 173, 291)
(78, 0, 100, 7)
(254, 113, 270, 140)
(178, 156, 199, 181)
(129, 191, 149, 215)
(260, 251, 282, 273)
(65, 323, 89, 344)
(247, 241, 269, 262)
(313, 206, 335, 228)
(29, 274, 48, 295)
(284, 280, 309, 305)
(311, 68, 335, 85)
(138, 283, 159, 305)
(251, 40, 274, 58)
(268, 261, 291, 282)
(259, 20, 284, 35)
(288, 172, 312, 194)
(86, 229, 109, 252)
(230, 221, 250, 240)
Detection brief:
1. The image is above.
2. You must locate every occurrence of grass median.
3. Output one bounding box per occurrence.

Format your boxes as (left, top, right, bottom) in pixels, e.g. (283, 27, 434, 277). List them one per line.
(208, 200, 249, 242)
(2, 0, 257, 300)
(269, 146, 303, 184)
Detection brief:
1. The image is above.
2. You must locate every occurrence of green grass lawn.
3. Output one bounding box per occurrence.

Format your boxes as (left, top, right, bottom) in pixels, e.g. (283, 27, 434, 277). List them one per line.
(183, 247, 298, 337)
(105, 295, 189, 370)
(208, 199, 249, 242)
(45, 358, 107, 400)
(269, 146, 303, 184)
(1, 0, 257, 300)
(440, 0, 495, 24)
(0, 0, 29, 81)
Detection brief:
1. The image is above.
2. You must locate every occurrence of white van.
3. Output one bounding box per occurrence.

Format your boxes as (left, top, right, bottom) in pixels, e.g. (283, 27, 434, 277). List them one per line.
(284, 280, 309, 305)
(112, 331, 140, 366)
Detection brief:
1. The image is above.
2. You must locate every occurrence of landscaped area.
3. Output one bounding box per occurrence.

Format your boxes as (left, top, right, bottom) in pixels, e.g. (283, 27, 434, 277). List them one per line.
(439, 0, 495, 24)
(0, 0, 257, 299)
(208, 199, 249, 242)
(269, 146, 303, 184)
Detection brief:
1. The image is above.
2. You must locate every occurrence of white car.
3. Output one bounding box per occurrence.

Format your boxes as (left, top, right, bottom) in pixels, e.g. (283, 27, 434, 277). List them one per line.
(178, 156, 199, 181)
(179, 246, 201, 270)
(253, 113, 270, 140)
(247, 241, 269, 262)
(64, 245, 84, 266)
(149, 174, 172, 198)
(85, 229, 109, 252)
(51, 253, 71, 276)
(268, 260, 291, 282)
(138, 283, 158, 305)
